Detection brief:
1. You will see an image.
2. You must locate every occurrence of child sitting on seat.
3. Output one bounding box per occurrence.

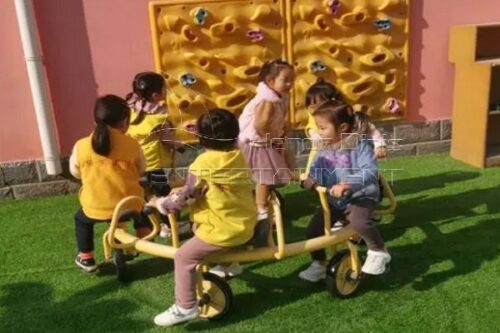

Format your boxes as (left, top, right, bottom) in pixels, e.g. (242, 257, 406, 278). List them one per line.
(126, 72, 189, 237)
(304, 78, 387, 172)
(70, 95, 151, 273)
(150, 109, 257, 327)
(299, 101, 390, 282)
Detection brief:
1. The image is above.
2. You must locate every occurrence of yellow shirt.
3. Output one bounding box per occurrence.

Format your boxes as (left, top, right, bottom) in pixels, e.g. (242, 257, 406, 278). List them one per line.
(188, 149, 257, 247)
(72, 128, 144, 220)
(127, 111, 174, 171)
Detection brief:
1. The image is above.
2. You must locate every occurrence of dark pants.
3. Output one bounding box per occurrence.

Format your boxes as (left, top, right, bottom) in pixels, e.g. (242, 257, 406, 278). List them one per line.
(75, 208, 151, 253)
(306, 199, 385, 261)
(144, 169, 172, 226)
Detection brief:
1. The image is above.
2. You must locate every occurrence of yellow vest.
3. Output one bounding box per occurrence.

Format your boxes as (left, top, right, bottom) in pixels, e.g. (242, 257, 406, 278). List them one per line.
(127, 111, 173, 171)
(189, 149, 257, 247)
(77, 128, 144, 220)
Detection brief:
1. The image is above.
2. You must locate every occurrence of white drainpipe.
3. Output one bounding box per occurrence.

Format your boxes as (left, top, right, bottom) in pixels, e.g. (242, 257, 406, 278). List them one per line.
(14, 0, 61, 175)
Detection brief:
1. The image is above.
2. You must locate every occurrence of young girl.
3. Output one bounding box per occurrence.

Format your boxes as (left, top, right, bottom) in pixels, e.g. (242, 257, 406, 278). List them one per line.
(126, 72, 188, 236)
(304, 79, 387, 172)
(238, 59, 295, 223)
(150, 109, 257, 327)
(299, 101, 391, 282)
(70, 95, 151, 272)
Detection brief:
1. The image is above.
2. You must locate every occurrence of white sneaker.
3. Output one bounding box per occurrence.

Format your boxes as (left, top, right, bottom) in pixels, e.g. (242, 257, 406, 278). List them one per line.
(154, 304, 199, 327)
(298, 261, 326, 282)
(159, 221, 192, 239)
(331, 220, 345, 232)
(361, 250, 391, 275)
(209, 262, 243, 279)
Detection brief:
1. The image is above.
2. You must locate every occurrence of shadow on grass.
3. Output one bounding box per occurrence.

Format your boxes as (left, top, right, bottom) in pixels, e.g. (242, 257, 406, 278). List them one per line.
(367, 217, 500, 293)
(0, 280, 150, 333)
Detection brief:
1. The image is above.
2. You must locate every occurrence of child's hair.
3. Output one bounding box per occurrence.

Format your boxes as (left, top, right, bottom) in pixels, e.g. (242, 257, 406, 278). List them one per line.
(258, 58, 293, 83)
(313, 101, 355, 132)
(126, 72, 165, 125)
(196, 109, 239, 151)
(92, 95, 130, 156)
(353, 111, 371, 135)
(305, 78, 344, 108)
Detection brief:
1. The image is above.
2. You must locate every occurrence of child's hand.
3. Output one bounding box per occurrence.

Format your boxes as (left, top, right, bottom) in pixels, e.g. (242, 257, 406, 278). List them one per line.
(329, 182, 351, 198)
(375, 147, 388, 158)
(146, 196, 158, 207)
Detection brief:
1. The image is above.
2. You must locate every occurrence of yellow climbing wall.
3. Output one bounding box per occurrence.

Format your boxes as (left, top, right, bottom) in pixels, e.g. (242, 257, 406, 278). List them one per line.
(289, 0, 409, 125)
(149, 0, 409, 141)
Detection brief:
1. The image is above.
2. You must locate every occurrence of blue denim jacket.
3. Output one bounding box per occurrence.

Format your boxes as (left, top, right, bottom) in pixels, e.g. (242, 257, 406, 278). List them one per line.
(308, 136, 379, 209)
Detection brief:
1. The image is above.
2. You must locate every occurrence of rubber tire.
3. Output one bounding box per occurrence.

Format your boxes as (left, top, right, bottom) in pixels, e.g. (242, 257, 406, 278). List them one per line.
(198, 272, 233, 321)
(325, 250, 362, 299)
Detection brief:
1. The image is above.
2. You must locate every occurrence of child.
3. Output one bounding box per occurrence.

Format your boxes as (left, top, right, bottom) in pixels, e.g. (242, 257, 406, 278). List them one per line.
(238, 58, 295, 223)
(150, 109, 257, 327)
(304, 78, 387, 173)
(299, 101, 390, 282)
(126, 72, 188, 237)
(70, 95, 151, 272)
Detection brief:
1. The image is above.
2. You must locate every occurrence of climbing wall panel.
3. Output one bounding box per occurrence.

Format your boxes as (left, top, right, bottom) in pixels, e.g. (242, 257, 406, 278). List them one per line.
(149, 0, 287, 142)
(149, 0, 409, 140)
(289, 0, 409, 125)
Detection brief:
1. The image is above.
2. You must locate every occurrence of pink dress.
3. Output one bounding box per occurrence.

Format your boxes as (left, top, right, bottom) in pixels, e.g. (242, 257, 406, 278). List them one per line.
(238, 82, 293, 185)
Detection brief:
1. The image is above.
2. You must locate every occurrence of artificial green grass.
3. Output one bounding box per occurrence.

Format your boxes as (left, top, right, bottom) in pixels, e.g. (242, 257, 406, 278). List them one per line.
(1, 154, 500, 332)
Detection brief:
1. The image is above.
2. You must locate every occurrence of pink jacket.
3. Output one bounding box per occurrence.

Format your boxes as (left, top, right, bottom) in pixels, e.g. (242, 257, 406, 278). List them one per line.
(239, 82, 288, 145)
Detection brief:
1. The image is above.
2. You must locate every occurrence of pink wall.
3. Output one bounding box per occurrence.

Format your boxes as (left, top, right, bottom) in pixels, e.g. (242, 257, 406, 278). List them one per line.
(1, 0, 500, 163)
(0, 0, 43, 162)
(408, 0, 500, 121)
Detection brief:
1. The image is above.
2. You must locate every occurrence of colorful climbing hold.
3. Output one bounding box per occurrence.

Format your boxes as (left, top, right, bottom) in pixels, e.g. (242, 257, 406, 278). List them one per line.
(193, 7, 209, 26)
(374, 18, 392, 32)
(311, 60, 327, 73)
(180, 73, 197, 86)
(327, 0, 341, 15)
(247, 29, 264, 42)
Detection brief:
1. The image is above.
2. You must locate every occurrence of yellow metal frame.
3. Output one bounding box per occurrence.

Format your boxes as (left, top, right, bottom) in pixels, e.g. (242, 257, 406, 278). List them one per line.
(103, 174, 396, 267)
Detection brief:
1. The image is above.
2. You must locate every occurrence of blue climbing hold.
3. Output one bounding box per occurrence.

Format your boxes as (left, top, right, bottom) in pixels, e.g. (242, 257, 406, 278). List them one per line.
(374, 19, 392, 32)
(180, 73, 197, 86)
(193, 7, 208, 26)
(311, 60, 327, 73)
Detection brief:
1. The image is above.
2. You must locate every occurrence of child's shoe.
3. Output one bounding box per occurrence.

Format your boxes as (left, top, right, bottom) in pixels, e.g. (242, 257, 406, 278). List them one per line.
(361, 250, 391, 275)
(298, 261, 326, 282)
(209, 262, 243, 279)
(154, 304, 199, 327)
(75, 255, 97, 273)
(330, 220, 345, 232)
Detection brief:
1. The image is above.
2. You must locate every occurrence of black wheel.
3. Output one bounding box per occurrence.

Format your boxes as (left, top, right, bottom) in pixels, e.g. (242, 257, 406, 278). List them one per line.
(112, 249, 128, 282)
(197, 272, 232, 321)
(326, 250, 362, 299)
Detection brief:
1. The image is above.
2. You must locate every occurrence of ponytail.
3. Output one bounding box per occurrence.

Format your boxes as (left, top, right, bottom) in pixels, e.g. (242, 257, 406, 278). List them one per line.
(91, 95, 130, 156)
(92, 122, 111, 156)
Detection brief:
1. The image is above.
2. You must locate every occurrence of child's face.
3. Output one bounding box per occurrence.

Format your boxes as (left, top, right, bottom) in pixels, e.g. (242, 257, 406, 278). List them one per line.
(314, 114, 344, 144)
(267, 67, 294, 95)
